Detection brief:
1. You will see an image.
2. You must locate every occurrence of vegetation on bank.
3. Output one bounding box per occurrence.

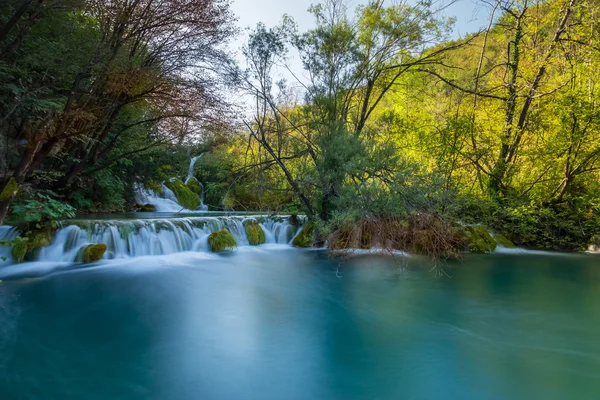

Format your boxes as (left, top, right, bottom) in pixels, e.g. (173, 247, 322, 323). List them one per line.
(1, 0, 599, 257)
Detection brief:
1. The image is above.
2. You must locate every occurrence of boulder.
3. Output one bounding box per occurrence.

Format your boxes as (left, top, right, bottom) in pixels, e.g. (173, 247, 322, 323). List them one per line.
(292, 222, 315, 248)
(463, 225, 497, 253)
(185, 177, 202, 195)
(78, 244, 107, 263)
(244, 221, 266, 246)
(164, 178, 200, 210)
(208, 229, 237, 252)
(493, 233, 516, 248)
(140, 204, 156, 212)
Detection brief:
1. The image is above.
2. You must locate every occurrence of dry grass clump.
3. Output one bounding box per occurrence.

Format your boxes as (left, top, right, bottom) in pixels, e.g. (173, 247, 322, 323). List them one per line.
(327, 213, 463, 259)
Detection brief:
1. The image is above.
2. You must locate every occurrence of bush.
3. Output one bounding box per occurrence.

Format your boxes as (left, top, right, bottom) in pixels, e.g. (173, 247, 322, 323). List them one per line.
(494, 204, 599, 251)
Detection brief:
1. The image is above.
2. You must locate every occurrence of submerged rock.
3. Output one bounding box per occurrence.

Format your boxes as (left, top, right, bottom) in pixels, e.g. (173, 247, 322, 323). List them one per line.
(78, 244, 107, 263)
(292, 222, 315, 248)
(208, 229, 237, 252)
(244, 221, 266, 246)
(140, 204, 156, 212)
(164, 178, 200, 210)
(493, 233, 515, 248)
(462, 225, 497, 253)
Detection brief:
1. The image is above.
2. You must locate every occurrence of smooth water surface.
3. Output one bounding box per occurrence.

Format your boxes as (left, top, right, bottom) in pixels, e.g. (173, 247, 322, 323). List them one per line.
(1, 250, 599, 399)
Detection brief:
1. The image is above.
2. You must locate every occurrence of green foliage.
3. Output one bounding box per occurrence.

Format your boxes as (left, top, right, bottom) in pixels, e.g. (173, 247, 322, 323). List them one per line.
(208, 230, 237, 252)
(244, 221, 266, 245)
(186, 177, 203, 196)
(164, 178, 200, 210)
(494, 205, 600, 251)
(10, 237, 29, 263)
(77, 244, 108, 263)
(11, 193, 76, 224)
(292, 222, 315, 248)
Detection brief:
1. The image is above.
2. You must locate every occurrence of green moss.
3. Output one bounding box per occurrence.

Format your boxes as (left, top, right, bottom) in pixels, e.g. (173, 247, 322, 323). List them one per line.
(0, 178, 18, 200)
(10, 237, 29, 263)
(140, 204, 156, 212)
(164, 178, 200, 210)
(208, 229, 237, 252)
(292, 222, 315, 248)
(493, 233, 515, 248)
(245, 221, 266, 245)
(463, 225, 497, 253)
(146, 180, 163, 195)
(78, 244, 107, 263)
(185, 177, 202, 195)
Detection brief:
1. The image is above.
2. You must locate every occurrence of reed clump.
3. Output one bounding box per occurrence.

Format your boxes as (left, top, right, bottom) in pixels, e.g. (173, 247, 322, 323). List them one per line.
(327, 213, 464, 259)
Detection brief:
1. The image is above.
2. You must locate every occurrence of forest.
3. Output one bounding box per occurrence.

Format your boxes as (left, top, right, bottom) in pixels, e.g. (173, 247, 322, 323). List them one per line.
(1, 0, 599, 255)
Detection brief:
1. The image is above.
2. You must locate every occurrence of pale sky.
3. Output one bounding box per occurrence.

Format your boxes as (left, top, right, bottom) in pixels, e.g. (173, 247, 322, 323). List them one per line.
(229, 0, 489, 108)
(230, 0, 487, 39)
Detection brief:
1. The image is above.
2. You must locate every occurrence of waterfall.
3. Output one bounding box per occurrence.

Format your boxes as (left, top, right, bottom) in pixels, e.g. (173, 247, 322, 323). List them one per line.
(135, 154, 208, 212)
(186, 154, 202, 182)
(1, 215, 303, 264)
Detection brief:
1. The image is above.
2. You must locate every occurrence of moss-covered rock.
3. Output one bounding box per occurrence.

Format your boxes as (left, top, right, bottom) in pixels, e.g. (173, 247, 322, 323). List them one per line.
(208, 229, 237, 252)
(0, 177, 18, 200)
(493, 233, 516, 248)
(8, 229, 55, 263)
(292, 222, 315, 248)
(244, 221, 266, 246)
(78, 244, 107, 263)
(164, 178, 200, 210)
(185, 177, 202, 195)
(10, 237, 29, 263)
(463, 225, 497, 253)
(140, 204, 156, 212)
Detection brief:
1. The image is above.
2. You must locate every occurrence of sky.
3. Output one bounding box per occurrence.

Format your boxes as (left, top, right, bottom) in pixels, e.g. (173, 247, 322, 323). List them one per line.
(228, 0, 491, 106)
(230, 0, 489, 40)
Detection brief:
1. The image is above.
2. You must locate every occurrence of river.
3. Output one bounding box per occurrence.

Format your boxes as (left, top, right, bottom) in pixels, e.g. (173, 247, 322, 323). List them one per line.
(0, 239, 599, 399)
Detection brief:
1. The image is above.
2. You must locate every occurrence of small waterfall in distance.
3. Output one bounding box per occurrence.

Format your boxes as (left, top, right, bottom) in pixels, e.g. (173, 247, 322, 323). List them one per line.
(0, 215, 303, 264)
(135, 154, 208, 212)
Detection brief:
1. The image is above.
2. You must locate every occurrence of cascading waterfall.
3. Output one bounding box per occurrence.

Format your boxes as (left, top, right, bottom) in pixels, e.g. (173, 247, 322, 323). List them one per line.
(186, 154, 202, 182)
(135, 154, 208, 212)
(1, 215, 303, 265)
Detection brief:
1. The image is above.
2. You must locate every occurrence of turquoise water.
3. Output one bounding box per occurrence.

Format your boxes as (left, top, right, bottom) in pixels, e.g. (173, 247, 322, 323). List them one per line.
(1, 249, 599, 399)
